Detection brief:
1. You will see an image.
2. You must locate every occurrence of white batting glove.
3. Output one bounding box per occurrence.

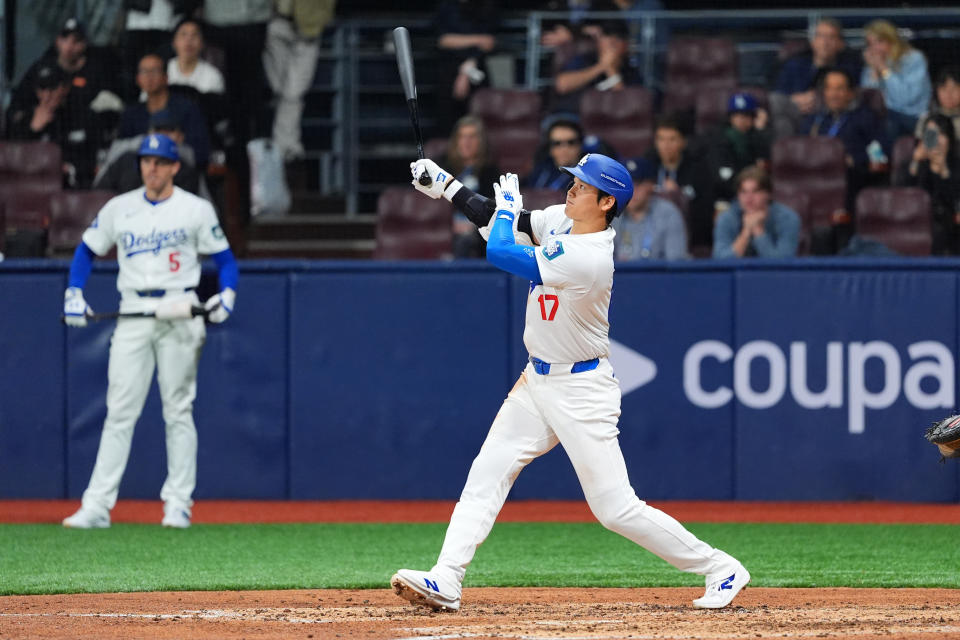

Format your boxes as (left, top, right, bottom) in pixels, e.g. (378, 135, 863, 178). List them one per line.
(204, 287, 236, 324)
(494, 173, 523, 215)
(63, 287, 92, 327)
(410, 159, 460, 200)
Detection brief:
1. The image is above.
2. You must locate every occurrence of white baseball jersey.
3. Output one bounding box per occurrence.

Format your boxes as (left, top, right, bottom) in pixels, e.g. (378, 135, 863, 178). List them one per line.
(82, 186, 228, 310)
(524, 204, 616, 364)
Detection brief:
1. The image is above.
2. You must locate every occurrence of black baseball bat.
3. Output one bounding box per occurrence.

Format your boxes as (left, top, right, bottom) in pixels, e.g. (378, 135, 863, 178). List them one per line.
(61, 306, 209, 323)
(393, 26, 432, 187)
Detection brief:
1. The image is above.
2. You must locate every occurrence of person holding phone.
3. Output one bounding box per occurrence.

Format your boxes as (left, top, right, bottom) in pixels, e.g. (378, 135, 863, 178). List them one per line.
(909, 113, 960, 254)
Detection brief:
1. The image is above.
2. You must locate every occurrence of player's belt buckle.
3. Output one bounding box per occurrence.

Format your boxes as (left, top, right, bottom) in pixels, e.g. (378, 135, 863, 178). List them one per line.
(530, 357, 599, 375)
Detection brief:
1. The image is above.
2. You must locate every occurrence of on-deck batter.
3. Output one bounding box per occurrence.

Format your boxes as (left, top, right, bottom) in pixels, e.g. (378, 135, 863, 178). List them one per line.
(62, 133, 238, 529)
(391, 154, 749, 611)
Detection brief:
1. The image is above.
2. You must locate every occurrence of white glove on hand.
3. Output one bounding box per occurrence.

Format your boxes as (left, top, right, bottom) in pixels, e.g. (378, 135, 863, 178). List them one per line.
(63, 287, 92, 327)
(410, 159, 455, 199)
(480, 173, 532, 245)
(204, 287, 236, 324)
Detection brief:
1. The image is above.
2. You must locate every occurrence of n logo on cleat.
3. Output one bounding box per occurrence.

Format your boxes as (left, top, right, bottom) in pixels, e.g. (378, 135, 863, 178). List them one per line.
(719, 574, 736, 590)
(424, 578, 439, 592)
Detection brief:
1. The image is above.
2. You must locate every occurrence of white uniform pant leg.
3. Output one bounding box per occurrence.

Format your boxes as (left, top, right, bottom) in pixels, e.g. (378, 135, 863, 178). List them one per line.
(155, 316, 205, 512)
(435, 371, 559, 584)
(533, 360, 734, 577)
(81, 319, 157, 513)
(264, 17, 319, 159)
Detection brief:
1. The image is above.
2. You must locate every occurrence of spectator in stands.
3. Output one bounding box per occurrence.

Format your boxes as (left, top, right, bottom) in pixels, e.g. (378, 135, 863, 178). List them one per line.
(168, 18, 225, 94)
(644, 114, 715, 253)
(94, 110, 201, 195)
(612, 157, 689, 261)
(8, 18, 124, 187)
(432, 0, 498, 137)
(914, 66, 960, 142)
(524, 119, 583, 191)
(800, 68, 886, 212)
(263, 0, 335, 162)
(120, 1, 198, 99)
(550, 18, 638, 116)
(118, 53, 210, 168)
(441, 115, 501, 258)
(860, 19, 931, 140)
(711, 92, 772, 201)
(713, 166, 800, 258)
(908, 113, 960, 254)
(770, 18, 861, 138)
(203, 0, 273, 147)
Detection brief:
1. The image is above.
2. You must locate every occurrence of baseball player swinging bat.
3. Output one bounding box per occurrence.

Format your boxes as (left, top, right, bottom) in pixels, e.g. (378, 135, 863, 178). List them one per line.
(393, 26, 431, 187)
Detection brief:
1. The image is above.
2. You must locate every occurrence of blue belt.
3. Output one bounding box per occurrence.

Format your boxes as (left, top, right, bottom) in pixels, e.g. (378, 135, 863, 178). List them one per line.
(136, 287, 195, 298)
(530, 356, 600, 375)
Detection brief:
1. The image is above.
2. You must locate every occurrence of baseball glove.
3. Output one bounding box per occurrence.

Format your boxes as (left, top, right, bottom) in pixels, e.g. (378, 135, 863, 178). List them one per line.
(924, 414, 960, 461)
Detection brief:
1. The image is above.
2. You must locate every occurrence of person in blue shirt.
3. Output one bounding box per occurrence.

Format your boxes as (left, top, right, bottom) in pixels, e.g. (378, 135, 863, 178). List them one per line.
(770, 18, 862, 138)
(612, 157, 689, 261)
(713, 166, 800, 258)
(860, 19, 932, 140)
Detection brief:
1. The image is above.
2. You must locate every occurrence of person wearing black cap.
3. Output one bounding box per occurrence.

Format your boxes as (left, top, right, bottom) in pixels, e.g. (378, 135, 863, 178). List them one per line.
(612, 157, 689, 261)
(8, 17, 124, 187)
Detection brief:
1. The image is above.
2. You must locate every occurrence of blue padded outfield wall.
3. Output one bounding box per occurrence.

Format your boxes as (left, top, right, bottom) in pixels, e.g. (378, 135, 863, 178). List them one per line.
(1, 259, 958, 502)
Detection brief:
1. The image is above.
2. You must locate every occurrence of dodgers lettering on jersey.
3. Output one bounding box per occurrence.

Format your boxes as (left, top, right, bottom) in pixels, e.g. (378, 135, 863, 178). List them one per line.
(82, 186, 229, 311)
(523, 204, 615, 364)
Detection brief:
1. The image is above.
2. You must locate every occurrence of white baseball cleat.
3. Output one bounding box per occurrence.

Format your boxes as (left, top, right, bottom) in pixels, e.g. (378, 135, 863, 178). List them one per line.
(161, 504, 191, 529)
(62, 507, 110, 529)
(692, 562, 750, 609)
(391, 569, 462, 612)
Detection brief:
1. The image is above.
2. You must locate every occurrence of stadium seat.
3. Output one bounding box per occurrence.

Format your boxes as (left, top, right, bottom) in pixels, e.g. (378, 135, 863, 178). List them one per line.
(522, 187, 566, 212)
(0, 201, 5, 254)
(771, 188, 811, 255)
(487, 126, 540, 178)
(469, 89, 542, 128)
(579, 87, 654, 158)
(771, 136, 846, 231)
(48, 190, 116, 256)
(695, 86, 769, 135)
(855, 187, 931, 256)
(424, 137, 448, 162)
(890, 135, 916, 186)
(374, 187, 453, 260)
(0, 141, 62, 230)
(663, 37, 738, 114)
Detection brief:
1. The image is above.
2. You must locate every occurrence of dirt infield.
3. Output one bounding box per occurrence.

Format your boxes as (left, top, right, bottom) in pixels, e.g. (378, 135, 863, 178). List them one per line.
(2, 500, 959, 639)
(2, 587, 959, 639)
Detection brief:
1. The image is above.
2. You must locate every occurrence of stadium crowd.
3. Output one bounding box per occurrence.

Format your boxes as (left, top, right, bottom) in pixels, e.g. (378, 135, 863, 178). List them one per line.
(1, 1, 958, 261)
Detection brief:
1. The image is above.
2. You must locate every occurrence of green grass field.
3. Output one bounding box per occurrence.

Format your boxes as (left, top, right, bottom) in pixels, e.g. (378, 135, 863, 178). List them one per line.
(2, 522, 958, 595)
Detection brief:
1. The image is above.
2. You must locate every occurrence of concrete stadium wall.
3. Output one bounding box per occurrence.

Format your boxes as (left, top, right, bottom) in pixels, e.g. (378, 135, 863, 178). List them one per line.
(1, 259, 957, 502)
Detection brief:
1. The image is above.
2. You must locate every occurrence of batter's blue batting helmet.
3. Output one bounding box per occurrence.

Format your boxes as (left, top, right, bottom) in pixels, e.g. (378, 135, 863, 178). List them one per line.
(561, 153, 634, 215)
(138, 133, 179, 162)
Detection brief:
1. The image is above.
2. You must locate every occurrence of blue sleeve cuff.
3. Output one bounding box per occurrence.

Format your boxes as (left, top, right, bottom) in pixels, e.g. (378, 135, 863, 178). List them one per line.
(486, 210, 542, 284)
(68, 242, 96, 289)
(211, 248, 238, 291)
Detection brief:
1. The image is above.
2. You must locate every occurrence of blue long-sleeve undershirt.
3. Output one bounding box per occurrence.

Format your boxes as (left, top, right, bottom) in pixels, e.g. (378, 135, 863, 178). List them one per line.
(486, 210, 542, 284)
(211, 248, 238, 291)
(68, 243, 96, 289)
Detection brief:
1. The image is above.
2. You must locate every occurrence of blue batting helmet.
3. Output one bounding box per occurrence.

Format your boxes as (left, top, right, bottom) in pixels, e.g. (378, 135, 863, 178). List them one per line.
(138, 133, 179, 162)
(561, 153, 634, 215)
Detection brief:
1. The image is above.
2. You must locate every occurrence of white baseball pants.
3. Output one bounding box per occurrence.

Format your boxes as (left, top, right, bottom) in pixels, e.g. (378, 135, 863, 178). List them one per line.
(435, 359, 735, 584)
(80, 314, 205, 515)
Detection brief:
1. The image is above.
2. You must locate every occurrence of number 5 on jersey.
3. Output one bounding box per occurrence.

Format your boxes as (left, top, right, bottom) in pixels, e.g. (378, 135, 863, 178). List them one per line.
(538, 294, 558, 321)
(169, 251, 181, 272)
